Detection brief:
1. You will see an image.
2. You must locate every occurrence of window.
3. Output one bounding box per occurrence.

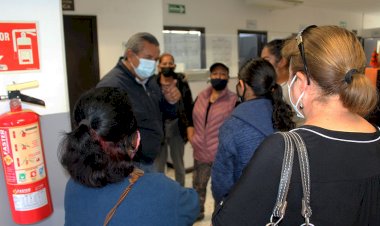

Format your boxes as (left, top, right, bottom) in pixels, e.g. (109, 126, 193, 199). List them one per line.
(163, 26, 206, 70)
(238, 30, 267, 69)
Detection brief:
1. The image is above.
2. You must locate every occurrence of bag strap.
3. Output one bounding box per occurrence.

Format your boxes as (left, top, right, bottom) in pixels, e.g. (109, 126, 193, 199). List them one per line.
(103, 167, 144, 226)
(266, 131, 314, 226)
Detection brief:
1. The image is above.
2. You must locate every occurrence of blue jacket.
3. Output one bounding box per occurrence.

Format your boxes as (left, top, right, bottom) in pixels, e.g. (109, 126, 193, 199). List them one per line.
(211, 98, 275, 204)
(64, 173, 199, 226)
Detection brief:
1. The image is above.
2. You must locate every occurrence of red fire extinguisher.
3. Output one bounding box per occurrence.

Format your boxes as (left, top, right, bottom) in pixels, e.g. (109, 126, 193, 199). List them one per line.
(0, 81, 53, 224)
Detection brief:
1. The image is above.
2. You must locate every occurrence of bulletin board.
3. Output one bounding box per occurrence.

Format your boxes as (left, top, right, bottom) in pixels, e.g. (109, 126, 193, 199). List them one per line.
(209, 35, 233, 66)
(163, 26, 206, 70)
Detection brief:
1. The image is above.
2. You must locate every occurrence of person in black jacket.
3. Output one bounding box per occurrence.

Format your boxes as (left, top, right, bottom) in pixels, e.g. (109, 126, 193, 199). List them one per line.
(97, 33, 181, 172)
(154, 53, 193, 186)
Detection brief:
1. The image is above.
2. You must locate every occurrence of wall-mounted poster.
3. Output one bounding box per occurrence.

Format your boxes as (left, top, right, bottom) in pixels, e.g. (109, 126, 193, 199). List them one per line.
(164, 31, 202, 70)
(0, 22, 40, 73)
(210, 35, 232, 67)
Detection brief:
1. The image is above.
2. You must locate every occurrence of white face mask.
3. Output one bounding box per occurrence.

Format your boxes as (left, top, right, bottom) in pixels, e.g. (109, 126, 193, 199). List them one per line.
(131, 55, 156, 80)
(288, 75, 305, 119)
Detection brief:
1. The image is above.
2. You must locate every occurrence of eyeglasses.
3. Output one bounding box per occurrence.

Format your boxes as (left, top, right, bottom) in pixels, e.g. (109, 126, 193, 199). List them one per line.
(296, 25, 317, 85)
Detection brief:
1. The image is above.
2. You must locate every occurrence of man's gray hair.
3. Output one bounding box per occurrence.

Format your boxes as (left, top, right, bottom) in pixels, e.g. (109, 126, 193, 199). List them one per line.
(123, 32, 159, 58)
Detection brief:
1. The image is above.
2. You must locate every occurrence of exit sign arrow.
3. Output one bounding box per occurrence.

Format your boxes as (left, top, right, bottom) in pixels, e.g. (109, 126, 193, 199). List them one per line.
(168, 4, 185, 14)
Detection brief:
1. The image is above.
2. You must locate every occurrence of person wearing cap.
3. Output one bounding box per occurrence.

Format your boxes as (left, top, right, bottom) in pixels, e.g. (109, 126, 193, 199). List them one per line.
(211, 58, 295, 206)
(188, 62, 237, 221)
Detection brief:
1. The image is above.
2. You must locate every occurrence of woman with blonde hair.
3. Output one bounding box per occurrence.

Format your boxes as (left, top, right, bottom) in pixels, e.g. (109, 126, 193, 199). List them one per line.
(212, 25, 380, 226)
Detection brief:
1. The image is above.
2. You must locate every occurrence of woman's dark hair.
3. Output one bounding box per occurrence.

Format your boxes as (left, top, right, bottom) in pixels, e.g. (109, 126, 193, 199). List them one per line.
(264, 39, 285, 64)
(58, 87, 138, 188)
(238, 58, 295, 131)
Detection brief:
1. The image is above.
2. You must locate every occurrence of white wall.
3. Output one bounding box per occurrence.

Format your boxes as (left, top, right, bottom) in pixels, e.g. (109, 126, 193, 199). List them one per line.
(0, 0, 69, 115)
(363, 13, 380, 29)
(163, 0, 366, 76)
(0, 1, 70, 226)
(63, 0, 164, 77)
(63, 0, 378, 78)
(0, 1, 166, 226)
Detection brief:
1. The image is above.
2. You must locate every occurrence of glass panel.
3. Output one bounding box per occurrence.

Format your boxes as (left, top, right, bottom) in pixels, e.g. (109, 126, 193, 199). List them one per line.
(238, 30, 267, 69)
(163, 26, 206, 70)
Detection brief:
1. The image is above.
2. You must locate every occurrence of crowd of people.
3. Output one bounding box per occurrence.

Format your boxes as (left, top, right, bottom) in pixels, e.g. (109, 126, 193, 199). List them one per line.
(59, 26, 380, 226)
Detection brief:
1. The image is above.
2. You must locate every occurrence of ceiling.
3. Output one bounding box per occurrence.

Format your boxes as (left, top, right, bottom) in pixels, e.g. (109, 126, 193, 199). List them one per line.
(244, 0, 380, 14)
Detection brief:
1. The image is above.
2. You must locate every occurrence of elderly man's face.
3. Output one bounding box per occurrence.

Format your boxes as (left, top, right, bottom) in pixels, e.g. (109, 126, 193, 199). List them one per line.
(128, 40, 160, 67)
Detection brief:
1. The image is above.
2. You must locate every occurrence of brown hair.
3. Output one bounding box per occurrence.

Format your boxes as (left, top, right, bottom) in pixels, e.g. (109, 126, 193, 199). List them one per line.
(282, 25, 378, 116)
(158, 52, 174, 63)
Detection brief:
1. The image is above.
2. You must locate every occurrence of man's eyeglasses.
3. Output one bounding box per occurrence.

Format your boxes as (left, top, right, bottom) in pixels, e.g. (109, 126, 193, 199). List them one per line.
(296, 25, 317, 85)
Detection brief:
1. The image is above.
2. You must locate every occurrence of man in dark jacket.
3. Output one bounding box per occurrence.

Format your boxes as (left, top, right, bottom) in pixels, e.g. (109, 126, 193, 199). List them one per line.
(97, 33, 180, 172)
(154, 53, 194, 186)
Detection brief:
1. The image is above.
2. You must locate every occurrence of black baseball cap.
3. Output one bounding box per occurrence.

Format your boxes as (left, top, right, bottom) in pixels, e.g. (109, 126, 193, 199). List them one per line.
(209, 62, 229, 74)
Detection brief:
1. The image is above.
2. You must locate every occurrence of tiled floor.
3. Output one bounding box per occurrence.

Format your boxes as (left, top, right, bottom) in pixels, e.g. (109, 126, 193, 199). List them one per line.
(166, 167, 213, 226)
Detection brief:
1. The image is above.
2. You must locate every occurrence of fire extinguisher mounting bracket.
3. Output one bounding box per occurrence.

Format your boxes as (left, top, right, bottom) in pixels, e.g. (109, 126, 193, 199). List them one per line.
(2, 81, 45, 107)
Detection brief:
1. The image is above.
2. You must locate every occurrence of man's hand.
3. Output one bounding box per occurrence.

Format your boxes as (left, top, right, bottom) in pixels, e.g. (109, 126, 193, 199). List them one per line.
(162, 79, 181, 104)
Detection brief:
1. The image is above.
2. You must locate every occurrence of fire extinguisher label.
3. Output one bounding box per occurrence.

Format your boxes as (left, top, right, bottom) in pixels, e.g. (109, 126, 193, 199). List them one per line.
(13, 187, 48, 211)
(0, 112, 53, 223)
(1, 128, 16, 183)
(1, 122, 46, 185)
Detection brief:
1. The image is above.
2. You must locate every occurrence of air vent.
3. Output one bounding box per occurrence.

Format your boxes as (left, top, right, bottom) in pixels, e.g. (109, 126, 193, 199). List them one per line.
(276, 0, 304, 5)
(245, 0, 303, 9)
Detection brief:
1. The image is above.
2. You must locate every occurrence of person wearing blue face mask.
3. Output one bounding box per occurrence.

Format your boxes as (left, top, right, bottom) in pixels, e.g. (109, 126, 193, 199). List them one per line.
(97, 32, 181, 173)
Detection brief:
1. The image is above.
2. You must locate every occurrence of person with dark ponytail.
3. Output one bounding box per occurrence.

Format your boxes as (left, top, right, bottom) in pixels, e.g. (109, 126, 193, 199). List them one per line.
(211, 58, 295, 204)
(261, 38, 305, 126)
(59, 87, 199, 226)
(212, 26, 380, 226)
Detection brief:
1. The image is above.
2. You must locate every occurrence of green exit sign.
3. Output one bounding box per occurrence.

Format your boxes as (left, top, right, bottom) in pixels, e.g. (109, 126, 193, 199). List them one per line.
(168, 4, 186, 14)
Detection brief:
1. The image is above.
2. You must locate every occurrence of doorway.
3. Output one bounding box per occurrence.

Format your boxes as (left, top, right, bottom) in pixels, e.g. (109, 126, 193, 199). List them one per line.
(238, 30, 267, 69)
(63, 15, 100, 126)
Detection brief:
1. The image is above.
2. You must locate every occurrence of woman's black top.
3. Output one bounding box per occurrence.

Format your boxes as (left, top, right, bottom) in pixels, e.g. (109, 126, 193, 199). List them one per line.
(212, 125, 380, 226)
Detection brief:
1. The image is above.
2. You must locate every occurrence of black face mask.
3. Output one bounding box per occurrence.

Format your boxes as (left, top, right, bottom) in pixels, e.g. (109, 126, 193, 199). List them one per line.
(161, 67, 177, 78)
(211, 79, 228, 91)
(236, 82, 246, 102)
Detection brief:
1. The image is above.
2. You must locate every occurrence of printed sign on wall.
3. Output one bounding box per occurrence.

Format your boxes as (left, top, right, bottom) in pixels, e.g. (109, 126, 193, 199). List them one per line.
(0, 22, 40, 72)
